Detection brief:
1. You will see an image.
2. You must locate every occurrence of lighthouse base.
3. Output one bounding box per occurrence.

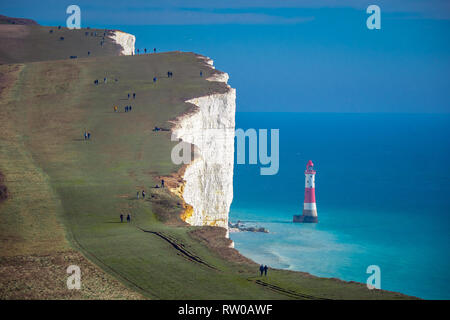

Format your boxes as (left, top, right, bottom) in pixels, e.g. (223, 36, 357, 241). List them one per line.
(293, 214, 318, 223)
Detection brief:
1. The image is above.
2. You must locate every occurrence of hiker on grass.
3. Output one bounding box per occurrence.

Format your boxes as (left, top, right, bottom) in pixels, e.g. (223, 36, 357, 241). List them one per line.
(259, 265, 264, 276)
(128, 93, 130, 99)
(114, 105, 118, 112)
(127, 214, 131, 222)
(120, 214, 123, 222)
(125, 106, 128, 112)
(200, 71, 203, 77)
(264, 265, 268, 276)
(104, 77, 107, 83)
(142, 190, 146, 199)
(161, 179, 165, 188)
(129, 106, 132, 112)
(133, 93, 136, 99)
(87, 132, 91, 140)
(84, 131, 88, 140)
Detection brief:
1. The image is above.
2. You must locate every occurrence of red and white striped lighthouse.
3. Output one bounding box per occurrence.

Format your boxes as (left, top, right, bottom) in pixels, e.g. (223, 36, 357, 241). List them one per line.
(293, 160, 318, 223)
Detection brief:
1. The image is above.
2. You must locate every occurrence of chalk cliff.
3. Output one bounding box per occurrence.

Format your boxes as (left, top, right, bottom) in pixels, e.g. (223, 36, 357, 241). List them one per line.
(109, 30, 135, 55)
(171, 57, 236, 236)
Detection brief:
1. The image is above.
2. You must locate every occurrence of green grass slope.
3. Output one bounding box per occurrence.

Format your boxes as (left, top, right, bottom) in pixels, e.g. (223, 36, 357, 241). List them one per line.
(0, 23, 417, 299)
(0, 63, 144, 299)
(0, 24, 124, 64)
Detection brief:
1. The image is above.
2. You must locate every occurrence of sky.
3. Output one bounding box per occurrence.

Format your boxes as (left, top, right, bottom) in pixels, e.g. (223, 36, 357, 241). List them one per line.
(1, 0, 449, 112)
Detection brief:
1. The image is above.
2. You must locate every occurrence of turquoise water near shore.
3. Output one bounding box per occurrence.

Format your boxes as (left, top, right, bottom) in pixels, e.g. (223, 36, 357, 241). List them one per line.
(229, 112, 450, 299)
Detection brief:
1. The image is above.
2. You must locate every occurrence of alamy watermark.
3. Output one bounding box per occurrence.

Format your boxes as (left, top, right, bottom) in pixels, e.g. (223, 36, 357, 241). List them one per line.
(66, 265, 81, 290)
(171, 128, 279, 176)
(235, 129, 279, 176)
(66, 5, 81, 29)
(366, 265, 381, 290)
(366, 5, 381, 30)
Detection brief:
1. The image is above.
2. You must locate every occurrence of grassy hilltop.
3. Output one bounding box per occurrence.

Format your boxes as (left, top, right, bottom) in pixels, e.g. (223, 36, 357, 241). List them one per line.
(0, 20, 416, 299)
(0, 22, 124, 64)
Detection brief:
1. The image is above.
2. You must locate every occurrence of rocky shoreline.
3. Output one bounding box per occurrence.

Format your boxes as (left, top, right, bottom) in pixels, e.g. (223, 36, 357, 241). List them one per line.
(228, 221, 269, 233)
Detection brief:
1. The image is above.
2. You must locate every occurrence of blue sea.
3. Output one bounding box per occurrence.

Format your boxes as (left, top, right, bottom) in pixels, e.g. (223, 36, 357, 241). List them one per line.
(229, 112, 450, 300)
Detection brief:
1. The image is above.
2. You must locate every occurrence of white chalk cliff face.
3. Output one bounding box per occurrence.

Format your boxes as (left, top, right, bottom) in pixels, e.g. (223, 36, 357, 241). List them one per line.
(109, 30, 135, 55)
(171, 57, 236, 236)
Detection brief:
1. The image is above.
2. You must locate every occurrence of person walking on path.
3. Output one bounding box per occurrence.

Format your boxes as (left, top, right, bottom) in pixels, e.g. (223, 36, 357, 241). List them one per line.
(84, 130, 88, 140)
(161, 179, 165, 188)
(127, 214, 131, 222)
(259, 265, 264, 276)
(142, 190, 146, 199)
(87, 132, 91, 140)
(264, 265, 268, 276)
(114, 105, 118, 112)
(129, 106, 132, 112)
(133, 93, 136, 99)
(120, 214, 123, 223)
(128, 93, 130, 99)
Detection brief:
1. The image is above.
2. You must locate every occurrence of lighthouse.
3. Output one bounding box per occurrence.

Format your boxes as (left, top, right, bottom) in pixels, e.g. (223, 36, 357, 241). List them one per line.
(293, 160, 318, 223)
